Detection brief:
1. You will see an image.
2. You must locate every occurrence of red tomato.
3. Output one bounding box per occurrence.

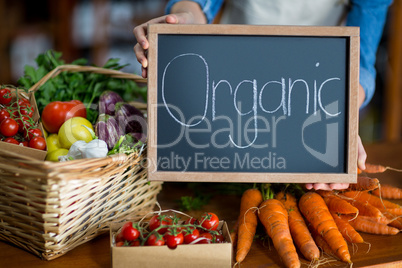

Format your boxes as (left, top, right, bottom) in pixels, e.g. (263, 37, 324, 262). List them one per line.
(197, 232, 213, 244)
(41, 100, 87, 133)
(164, 230, 184, 249)
(3, 137, 19, 145)
(19, 141, 29, 147)
(0, 109, 10, 123)
(19, 104, 34, 118)
(183, 227, 200, 244)
(13, 97, 30, 107)
(29, 136, 46, 150)
(145, 234, 165, 246)
(115, 231, 125, 243)
(16, 116, 32, 133)
(0, 118, 19, 137)
(24, 127, 43, 140)
(121, 222, 140, 241)
(115, 241, 125, 247)
(199, 212, 219, 231)
(213, 232, 224, 243)
(184, 217, 199, 225)
(130, 239, 141, 247)
(0, 88, 12, 105)
(149, 214, 173, 234)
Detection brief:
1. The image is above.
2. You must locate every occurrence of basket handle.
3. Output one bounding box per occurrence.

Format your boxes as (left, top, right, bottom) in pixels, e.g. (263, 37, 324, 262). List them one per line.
(28, 64, 147, 93)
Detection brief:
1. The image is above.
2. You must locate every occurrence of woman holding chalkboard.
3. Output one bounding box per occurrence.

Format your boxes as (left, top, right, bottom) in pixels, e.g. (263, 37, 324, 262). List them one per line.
(133, 0, 392, 190)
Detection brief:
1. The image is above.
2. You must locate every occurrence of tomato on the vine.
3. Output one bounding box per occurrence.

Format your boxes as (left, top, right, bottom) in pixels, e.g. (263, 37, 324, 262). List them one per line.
(19, 104, 34, 118)
(0, 88, 12, 105)
(183, 227, 200, 244)
(24, 127, 43, 140)
(41, 100, 87, 133)
(16, 115, 32, 133)
(197, 232, 213, 244)
(199, 212, 219, 231)
(19, 141, 29, 147)
(29, 136, 46, 150)
(149, 214, 173, 234)
(121, 222, 140, 241)
(164, 229, 184, 249)
(0, 109, 10, 123)
(3, 137, 19, 145)
(0, 118, 19, 137)
(146, 234, 165, 246)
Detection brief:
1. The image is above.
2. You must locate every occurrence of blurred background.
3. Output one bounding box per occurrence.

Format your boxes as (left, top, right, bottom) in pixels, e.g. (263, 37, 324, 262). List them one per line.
(0, 0, 401, 143)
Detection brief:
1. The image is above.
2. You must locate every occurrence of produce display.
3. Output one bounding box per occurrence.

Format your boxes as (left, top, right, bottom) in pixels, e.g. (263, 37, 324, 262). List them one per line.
(231, 168, 402, 268)
(1, 50, 147, 161)
(113, 211, 227, 249)
(0, 87, 46, 150)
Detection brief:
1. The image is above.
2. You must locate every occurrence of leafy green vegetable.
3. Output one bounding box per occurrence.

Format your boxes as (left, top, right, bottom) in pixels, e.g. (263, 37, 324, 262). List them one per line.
(17, 50, 147, 124)
(108, 134, 143, 155)
(179, 195, 211, 212)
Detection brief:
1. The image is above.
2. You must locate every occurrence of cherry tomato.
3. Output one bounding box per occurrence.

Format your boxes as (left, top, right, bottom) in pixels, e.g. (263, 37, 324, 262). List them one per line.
(164, 230, 184, 249)
(16, 115, 32, 133)
(19, 140, 29, 147)
(24, 127, 43, 140)
(0, 118, 19, 137)
(213, 232, 224, 243)
(121, 222, 140, 241)
(197, 232, 213, 244)
(19, 104, 34, 118)
(115, 241, 126, 247)
(3, 137, 19, 145)
(12, 97, 30, 107)
(184, 217, 199, 225)
(0, 109, 10, 123)
(183, 227, 200, 244)
(41, 100, 87, 133)
(29, 136, 46, 150)
(0, 88, 12, 105)
(145, 234, 165, 246)
(149, 214, 173, 234)
(115, 231, 125, 243)
(199, 212, 219, 231)
(130, 239, 141, 247)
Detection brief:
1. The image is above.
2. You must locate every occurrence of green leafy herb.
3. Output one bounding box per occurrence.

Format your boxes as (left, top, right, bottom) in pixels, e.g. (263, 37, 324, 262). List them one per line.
(108, 134, 143, 155)
(17, 50, 146, 124)
(178, 195, 211, 212)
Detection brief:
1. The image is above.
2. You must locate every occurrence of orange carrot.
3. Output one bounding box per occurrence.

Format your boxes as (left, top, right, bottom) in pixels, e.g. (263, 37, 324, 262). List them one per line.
(299, 192, 351, 263)
(317, 190, 358, 215)
(342, 191, 401, 210)
(372, 184, 402, 199)
(235, 188, 263, 263)
(307, 223, 336, 259)
(359, 163, 402, 174)
(363, 163, 387, 173)
(331, 212, 364, 244)
(230, 219, 239, 248)
(389, 209, 402, 216)
(276, 191, 320, 261)
(345, 198, 383, 218)
(258, 199, 300, 268)
(381, 210, 402, 230)
(356, 215, 391, 225)
(347, 176, 380, 191)
(339, 214, 400, 235)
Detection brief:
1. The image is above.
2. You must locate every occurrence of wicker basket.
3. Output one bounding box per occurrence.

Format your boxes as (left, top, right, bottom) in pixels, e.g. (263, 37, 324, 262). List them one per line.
(0, 65, 162, 260)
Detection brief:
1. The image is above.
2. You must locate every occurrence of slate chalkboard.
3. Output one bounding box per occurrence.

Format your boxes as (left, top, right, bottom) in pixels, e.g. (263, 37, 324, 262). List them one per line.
(147, 24, 359, 183)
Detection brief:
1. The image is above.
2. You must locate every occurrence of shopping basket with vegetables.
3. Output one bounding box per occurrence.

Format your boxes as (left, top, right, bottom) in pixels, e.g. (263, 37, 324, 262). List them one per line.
(0, 59, 162, 260)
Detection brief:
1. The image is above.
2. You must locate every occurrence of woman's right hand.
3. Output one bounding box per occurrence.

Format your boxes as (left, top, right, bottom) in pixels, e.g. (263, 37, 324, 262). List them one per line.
(133, 2, 207, 78)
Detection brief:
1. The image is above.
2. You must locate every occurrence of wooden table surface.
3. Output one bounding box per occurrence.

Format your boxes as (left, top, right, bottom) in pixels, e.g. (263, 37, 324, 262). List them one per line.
(0, 142, 401, 268)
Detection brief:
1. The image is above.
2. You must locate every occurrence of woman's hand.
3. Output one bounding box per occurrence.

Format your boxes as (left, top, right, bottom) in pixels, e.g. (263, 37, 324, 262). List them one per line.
(133, 1, 206, 78)
(305, 135, 367, 191)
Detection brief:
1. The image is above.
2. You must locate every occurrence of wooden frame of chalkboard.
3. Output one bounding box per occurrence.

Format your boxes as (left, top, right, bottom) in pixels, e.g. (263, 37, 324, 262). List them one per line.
(147, 24, 359, 183)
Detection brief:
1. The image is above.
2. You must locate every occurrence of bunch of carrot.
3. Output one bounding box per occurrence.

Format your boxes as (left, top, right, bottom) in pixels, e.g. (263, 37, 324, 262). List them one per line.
(230, 163, 402, 267)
